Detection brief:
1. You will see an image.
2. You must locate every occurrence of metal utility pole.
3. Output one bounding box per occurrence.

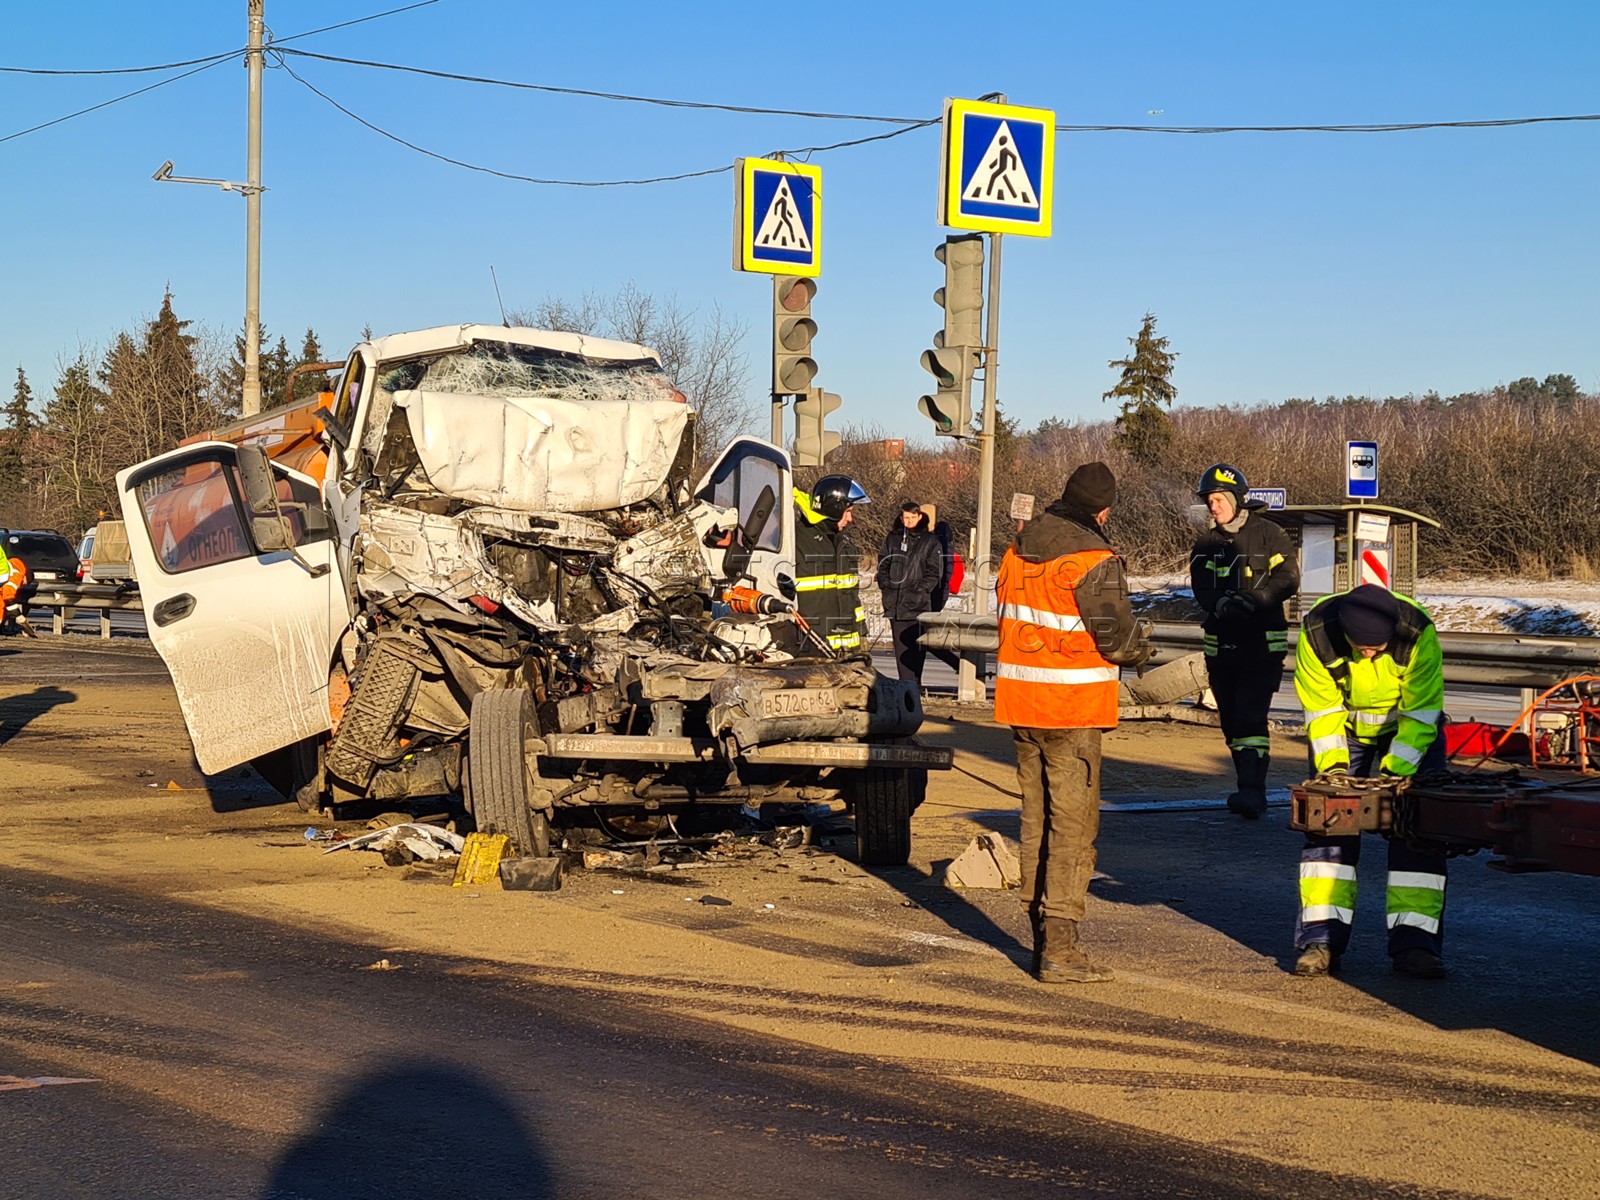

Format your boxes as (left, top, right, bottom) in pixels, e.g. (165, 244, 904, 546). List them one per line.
(243, 0, 265, 416)
(957, 231, 1003, 704)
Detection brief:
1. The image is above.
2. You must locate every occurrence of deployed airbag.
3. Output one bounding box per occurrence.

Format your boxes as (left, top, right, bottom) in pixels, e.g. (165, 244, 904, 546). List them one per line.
(396, 389, 688, 513)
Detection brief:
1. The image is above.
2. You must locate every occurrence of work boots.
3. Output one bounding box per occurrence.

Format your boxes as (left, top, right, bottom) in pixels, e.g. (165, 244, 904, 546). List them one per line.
(1036, 917, 1114, 984)
(1293, 944, 1341, 976)
(1226, 748, 1269, 819)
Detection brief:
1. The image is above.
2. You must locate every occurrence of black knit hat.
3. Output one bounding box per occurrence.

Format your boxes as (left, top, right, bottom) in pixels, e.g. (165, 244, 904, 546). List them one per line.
(1061, 462, 1117, 510)
(1340, 584, 1400, 646)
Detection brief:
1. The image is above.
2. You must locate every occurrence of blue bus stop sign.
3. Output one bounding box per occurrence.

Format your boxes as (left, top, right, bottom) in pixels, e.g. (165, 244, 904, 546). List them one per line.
(1346, 441, 1378, 499)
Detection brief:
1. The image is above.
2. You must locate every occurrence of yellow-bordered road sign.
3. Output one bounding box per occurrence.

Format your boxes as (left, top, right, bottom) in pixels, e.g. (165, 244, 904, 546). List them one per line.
(734, 157, 822, 276)
(940, 98, 1055, 237)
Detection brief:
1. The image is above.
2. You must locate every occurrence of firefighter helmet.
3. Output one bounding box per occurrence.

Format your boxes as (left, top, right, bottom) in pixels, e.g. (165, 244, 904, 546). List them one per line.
(811, 475, 871, 521)
(1195, 463, 1249, 500)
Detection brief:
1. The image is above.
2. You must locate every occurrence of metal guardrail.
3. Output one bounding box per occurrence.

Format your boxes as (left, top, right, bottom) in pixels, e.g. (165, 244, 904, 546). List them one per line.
(29, 582, 143, 639)
(918, 612, 1600, 690)
(20, 586, 1600, 689)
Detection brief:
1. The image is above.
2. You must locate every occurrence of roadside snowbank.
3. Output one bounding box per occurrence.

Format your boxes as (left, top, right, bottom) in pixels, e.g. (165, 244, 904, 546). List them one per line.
(1129, 576, 1600, 636)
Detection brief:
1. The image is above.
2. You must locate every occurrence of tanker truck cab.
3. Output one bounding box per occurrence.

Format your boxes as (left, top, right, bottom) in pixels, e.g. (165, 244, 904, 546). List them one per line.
(119, 324, 947, 868)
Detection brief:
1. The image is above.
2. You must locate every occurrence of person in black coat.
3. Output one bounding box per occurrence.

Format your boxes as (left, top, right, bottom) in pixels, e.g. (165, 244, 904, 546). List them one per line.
(876, 501, 945, 685)
(1190, 463, 1301, 818)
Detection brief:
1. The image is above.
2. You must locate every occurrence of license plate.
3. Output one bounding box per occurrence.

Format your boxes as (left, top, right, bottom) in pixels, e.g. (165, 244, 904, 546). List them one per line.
(760, 687, 840, 719)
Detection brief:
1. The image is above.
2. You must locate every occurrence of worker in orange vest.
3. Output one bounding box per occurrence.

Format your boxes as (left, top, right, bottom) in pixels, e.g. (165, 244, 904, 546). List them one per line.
(1, 555, 31, 636)
(995, 461, 1150, 983)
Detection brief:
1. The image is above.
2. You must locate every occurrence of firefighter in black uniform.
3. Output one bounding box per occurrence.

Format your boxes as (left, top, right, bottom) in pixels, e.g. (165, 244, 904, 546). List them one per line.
(793, 474, 870, 654)
(1190, 464, 1300, 817)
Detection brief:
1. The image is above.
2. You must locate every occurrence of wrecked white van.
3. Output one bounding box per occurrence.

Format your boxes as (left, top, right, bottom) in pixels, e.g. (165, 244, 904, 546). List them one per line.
(117, 324, 947, 866)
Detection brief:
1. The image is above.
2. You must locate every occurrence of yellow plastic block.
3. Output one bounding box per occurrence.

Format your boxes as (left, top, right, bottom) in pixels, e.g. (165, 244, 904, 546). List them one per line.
(452, 832, 509, 888)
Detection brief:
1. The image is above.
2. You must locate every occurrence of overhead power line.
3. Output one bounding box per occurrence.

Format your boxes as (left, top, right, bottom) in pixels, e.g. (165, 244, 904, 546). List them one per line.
(275, 53, 934, 186)
(273, 49, 1600, 135)
(0, 1, 440, 146)
(0, 57, 231, 146)
(273, 48, 924, 125)
(0, 49, 238, 77)
(1061, 115, 1600, 133)
(7, 34, 1600, 137)
(268, 0, 441, 47)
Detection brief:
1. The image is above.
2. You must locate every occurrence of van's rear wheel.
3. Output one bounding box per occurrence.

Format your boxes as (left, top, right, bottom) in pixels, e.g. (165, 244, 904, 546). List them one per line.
(851, 767, 915, 867)
(467, 688, 547, 857)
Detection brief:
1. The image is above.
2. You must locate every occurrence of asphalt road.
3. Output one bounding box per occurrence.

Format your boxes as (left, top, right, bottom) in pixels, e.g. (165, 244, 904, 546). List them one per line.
(3, 866, 1478, 1200)
(5, 640, 1598, 1200)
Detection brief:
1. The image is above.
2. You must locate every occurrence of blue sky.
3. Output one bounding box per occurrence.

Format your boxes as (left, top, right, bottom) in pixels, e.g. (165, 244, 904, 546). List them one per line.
(2, 1, 1597, 437)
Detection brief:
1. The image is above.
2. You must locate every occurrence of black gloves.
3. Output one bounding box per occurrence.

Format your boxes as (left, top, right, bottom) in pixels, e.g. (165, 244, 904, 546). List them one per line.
(1214, 593, 1255, 619)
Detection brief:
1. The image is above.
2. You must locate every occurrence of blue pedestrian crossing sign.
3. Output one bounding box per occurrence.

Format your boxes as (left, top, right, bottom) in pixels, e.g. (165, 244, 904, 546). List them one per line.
(941, 98, 1055, 238)
(734, 158, 821, 276)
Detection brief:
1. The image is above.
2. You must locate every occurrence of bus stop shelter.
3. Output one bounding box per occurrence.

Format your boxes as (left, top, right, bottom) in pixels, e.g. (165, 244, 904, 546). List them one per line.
(1258, 503, 1440, 620)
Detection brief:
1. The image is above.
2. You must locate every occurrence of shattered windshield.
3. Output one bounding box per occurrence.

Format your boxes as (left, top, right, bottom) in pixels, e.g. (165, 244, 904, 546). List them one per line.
(378, 341, 681, 404)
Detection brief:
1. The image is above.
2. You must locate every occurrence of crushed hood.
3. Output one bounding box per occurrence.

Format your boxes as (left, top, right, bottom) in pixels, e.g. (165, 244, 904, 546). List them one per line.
(395, 388, 689, 513)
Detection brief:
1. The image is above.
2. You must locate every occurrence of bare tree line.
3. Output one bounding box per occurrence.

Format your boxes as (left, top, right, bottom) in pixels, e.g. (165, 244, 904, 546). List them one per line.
(825, 382, 1600, 581)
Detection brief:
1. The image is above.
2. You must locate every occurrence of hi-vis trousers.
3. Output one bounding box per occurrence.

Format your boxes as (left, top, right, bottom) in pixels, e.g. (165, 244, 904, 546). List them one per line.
(1295, 728, 1449, 957)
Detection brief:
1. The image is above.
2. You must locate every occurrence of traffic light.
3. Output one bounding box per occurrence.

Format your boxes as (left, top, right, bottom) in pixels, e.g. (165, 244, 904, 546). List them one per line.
(793, 388, 842, 466)
(918, 346, 978, 438)
(918, 236, 984, 437)
(772, 277, 818, 395)
(933, 234, 984, 350)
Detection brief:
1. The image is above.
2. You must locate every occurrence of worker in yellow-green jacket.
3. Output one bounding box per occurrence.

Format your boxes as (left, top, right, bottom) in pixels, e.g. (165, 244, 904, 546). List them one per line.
(1292, 585, 1449, 981)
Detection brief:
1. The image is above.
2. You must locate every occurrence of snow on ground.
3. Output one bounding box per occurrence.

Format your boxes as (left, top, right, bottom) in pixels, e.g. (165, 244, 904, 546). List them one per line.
(861, 577, 1600, 639)
(1129, 576, 1600, 637)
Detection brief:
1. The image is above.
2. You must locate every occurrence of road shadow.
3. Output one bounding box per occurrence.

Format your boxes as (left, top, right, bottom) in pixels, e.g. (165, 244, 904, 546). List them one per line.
(0, 685, 78, 746)
(262, 1061, 553, 1199)
(908, 730, 1600, 1067)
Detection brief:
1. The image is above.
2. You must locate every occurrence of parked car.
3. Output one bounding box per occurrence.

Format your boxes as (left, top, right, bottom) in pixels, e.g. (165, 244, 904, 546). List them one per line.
(3, 530, 80, 586)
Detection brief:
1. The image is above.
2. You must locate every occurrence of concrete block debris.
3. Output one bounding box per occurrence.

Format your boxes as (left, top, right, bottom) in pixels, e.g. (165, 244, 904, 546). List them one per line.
(943, 834, 1021, 890)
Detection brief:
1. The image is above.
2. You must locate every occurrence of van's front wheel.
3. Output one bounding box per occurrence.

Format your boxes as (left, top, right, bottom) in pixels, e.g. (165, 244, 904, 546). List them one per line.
(466, 688, 546, 857)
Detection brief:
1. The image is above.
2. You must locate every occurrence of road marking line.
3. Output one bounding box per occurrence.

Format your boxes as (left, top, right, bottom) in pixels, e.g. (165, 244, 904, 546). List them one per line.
(0, 1076, 100, 1092)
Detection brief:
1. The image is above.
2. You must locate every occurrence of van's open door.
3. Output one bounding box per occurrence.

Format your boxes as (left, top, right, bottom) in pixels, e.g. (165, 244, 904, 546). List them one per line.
(693, 437, 795, 596)
(117, 441, 351, 774)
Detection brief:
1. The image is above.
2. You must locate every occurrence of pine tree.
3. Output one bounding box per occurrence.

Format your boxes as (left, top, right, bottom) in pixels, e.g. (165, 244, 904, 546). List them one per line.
(220, 318, 273, 410)
(41, 354, 111, 531)
(261, 335, 293, 409)
(0, 367, 36, 523)
(143, 288, 211, 444)
(98, 290, 218, 470)
(292, 328, 332, 403)
(1102, 312, 1178, 467)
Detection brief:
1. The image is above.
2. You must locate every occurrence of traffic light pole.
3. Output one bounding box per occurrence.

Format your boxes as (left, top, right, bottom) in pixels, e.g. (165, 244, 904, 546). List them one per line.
(958, 231, 1003, 704)
(770, 277, 784, 444)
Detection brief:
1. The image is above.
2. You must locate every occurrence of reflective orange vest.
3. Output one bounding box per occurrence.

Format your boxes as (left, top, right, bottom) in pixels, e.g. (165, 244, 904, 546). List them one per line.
(994, 545, 1121, 729)
(1, 556, 25, 608)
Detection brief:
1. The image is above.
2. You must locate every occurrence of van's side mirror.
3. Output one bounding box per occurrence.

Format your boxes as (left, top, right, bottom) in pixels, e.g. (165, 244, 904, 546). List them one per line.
(236, 445, 328, 576)
(236, 445, 295, 553)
